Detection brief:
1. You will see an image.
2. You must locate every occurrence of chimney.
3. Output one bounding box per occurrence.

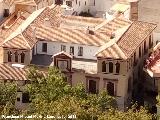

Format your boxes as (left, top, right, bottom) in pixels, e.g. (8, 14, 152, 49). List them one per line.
(129, 0, 139, 21)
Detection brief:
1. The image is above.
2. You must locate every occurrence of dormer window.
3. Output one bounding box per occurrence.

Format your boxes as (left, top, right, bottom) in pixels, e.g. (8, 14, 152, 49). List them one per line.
(53, 51, 73, 71)
(7, 51, 12, 62)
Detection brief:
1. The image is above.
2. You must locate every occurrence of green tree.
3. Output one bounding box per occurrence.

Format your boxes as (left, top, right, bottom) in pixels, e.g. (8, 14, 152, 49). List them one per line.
(0, 82, 17, 115)
(26, 66, 115, 119)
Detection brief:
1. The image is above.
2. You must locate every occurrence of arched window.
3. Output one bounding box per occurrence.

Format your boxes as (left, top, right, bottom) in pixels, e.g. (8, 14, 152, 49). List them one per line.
(14, 51, 18, 62)
(102, 61, 106, 72)
(107, 82, 114, 96)
(115, 62, 120, 74)
(109, 62, 113, 73)
(20, 52, 25, 63)
(7, 51, 12, 62)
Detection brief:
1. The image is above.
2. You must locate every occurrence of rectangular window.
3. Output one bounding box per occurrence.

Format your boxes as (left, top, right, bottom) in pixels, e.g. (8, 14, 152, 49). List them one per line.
(3, 9, 9, 17)
(42, 43, 47, 52)
(89, 80, 97, 94)
(85, 1, 86, 5)
(149, 35, 153, 48)
(70, 46, 74, 55)
(94, 0, 95, 6)
(144, 41, 147, 54)
(139, 46, 141, 58)
(78, 47, 83, 56)
(76, 0, 77, 4)
(79, 1, 80, 6)
(22, 92, 30, 103)
(61, 45, 66, 52)
(134, 52, 137, 66)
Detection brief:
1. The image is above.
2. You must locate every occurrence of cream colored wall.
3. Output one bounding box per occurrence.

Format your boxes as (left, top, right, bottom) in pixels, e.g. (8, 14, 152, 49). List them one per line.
(3, 48, 31, 65)
(0, 47, 4, 63)
(97, 59, 127, 75)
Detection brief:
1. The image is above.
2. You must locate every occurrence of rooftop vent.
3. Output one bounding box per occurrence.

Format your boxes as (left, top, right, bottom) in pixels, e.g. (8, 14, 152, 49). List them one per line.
(87, 27, 94, 35)
(110, 32, 115, 39)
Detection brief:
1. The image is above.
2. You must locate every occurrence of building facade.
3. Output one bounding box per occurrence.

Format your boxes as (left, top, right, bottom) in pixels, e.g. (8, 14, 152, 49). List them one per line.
(0, 5, 157, 110)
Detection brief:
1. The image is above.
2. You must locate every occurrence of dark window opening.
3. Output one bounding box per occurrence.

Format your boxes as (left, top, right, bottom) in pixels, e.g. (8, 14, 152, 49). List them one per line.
(89, 80, 97, 94)
(22, 92, 30, 103)
(70, 46, 74, 55)
(7, 51, 12, 62)
(109, 62, 113, 73)
(55, 0, 63, 5)
(66, 1, 72, 7)
(78, 47, 83, 56)
(61, 45, 66, 52)
(15, 51, 18, 62)
(42, 43, 47, 52)
(94, 0, 95, 6)
(149, 35, 153, 48)
(4, 9, 9, 17)
(107, 82, 114, 96)
(79, 1, 80, 6)
(144, 41, 147, 53)
(76, 0, 77, 4)
(134, 52, 137, 66)
(85, 1, 86, 5)
(17, 97, 20, 101)
(20, 52, 25, 63)
(139, 46, 141, 58)
(102, 61, 106, 72)
(115, 62, 120, 74)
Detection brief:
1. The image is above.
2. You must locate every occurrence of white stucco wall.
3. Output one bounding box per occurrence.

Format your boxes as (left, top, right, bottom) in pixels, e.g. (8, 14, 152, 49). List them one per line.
(0, 2, 4, 21)
(36, 41, 99, 60)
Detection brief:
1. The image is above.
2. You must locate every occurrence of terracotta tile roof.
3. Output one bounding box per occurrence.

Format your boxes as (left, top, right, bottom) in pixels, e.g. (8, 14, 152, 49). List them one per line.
(4, 0, 37, 6)
(117, 21, 156, 58)
(0, 64, 28, 80)
(36, 25, 110, 46)
(2, 34, 31, 49)
(0, 11, 30, 44)
(1, 5, 60, 49)
(97, 21, 156, 59)
(36, 15, 131, 47)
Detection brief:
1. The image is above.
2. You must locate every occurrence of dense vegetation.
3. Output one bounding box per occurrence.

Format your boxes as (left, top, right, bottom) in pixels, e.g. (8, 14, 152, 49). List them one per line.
(0, 67, 155, 120)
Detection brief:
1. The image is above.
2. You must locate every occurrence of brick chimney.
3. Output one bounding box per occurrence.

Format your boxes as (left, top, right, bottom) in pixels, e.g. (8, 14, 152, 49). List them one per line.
(129, 0, 139, 21)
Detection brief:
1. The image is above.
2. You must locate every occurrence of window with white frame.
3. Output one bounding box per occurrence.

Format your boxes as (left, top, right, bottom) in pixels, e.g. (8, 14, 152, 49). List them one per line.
(78, 46, 83, 56)
(70, 46, 74, 55)
(61, 45, 66, 52)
